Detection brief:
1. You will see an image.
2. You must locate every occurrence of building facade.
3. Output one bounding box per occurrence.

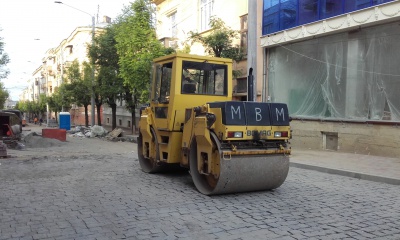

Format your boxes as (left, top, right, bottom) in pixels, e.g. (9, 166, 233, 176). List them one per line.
(257, 0, 400, 157)
(38, 19, 110, 126)
(154, 0, 250, 100)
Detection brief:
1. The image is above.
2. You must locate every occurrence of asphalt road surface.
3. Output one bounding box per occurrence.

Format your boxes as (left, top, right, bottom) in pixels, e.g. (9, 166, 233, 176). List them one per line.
(1, 135, 400, 240)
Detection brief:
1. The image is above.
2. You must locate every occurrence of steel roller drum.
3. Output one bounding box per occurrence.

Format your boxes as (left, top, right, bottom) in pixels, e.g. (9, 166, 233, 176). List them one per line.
(190, 133, 290, 195)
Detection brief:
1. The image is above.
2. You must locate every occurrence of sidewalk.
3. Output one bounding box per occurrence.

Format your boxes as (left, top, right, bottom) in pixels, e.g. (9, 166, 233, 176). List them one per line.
(290, 149, 400, 185)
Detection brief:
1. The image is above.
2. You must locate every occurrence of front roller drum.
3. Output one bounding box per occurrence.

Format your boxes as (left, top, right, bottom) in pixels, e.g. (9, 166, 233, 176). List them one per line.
(189, 132, 290, 195)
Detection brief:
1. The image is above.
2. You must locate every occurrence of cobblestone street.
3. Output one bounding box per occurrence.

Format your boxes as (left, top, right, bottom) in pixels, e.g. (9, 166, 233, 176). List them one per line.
(1, 136, 400, 240)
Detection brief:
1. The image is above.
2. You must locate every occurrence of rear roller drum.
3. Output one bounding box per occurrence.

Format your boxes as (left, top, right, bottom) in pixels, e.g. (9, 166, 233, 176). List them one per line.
(190, 132, 290, 195)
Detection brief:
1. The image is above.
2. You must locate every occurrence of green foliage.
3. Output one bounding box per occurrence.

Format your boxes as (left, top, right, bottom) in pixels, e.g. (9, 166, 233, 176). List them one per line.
(0, 82, 9, 108)
(0, 29, 10, 80)
(176, 44, 191, 54)
(0, 30, 10, 108)
(188, 17, 244, 61)
(88, 26, 124, 108)
(16, 100, 28, 113)
(46, 90, 63, 113)
(16, 98, 46, 116)
(114, 0, 169, 103)
(64, 59, 91, 107)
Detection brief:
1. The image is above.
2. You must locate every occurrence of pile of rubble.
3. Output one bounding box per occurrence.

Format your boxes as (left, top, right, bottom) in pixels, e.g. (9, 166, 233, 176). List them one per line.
(68, 125, 108, 138)
(68, 125, 135, 142)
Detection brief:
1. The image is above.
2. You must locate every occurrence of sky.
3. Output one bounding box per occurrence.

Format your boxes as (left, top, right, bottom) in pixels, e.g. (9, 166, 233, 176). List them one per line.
(0, 0, 133, 101)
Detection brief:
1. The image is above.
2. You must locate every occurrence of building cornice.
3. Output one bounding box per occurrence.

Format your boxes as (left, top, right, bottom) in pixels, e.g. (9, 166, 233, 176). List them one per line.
(261, 1, 400, 48)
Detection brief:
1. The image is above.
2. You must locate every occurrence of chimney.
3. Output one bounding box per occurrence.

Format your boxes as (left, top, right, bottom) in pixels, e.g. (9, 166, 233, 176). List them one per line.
(103, 16, 111, 23)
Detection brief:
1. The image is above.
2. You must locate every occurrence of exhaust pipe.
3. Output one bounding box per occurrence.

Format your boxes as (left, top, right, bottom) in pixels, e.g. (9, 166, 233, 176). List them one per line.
(247, 67, 254, 102)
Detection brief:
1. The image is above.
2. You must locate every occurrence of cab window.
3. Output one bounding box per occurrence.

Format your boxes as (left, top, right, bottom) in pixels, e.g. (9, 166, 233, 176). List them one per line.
(152, 62, 173, 103)
(181, 61, 227, 95)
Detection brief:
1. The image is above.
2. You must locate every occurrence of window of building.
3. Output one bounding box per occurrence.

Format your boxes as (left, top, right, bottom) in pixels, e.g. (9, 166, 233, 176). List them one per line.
(66, 45, 73, 55)
(235, 77, 247, 93)
(119, 119, 122, 126)
(263, 0, 395, 35)
(107, 118, 110, 124)
(127, 120, 131, 128)
(240, 15, 248, 55)
(200, 0, 213, 31)
(169, 11, 177, 38)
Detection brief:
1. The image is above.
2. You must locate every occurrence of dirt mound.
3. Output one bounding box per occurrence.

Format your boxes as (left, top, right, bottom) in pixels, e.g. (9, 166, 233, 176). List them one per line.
(23, 132, 64, 148)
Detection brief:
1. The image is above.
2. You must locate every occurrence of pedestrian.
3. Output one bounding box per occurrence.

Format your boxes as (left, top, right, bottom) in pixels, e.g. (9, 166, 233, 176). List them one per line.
(39, 118, 43, 126)
(34, 117, 38, 125)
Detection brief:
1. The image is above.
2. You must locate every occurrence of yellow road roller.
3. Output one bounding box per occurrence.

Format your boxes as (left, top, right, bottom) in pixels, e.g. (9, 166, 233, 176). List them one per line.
(138, 53, 291, 195)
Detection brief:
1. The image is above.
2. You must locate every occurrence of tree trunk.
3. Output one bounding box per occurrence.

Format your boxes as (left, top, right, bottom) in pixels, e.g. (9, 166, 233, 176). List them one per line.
(84, 105, 89, 127)
(131, 110, 135, 134)
(111, 103, 117, 130)
(132, 95, 137, 134)
(96, 103, 102, 126)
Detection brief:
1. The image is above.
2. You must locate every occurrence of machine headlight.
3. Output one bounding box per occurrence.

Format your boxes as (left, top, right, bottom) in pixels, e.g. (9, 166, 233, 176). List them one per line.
(274, 131, 288, 138)
(227, 131, 243, 138)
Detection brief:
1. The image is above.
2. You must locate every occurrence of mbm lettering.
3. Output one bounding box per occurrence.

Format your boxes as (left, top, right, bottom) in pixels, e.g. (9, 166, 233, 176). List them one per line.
(231, 106, 241, 120)
(276, 108, 285, 121)
(255, 108, 262, 121)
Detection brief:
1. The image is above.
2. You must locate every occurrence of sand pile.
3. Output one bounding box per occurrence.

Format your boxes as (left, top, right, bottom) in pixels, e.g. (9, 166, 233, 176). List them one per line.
(23, 132, 64, 148)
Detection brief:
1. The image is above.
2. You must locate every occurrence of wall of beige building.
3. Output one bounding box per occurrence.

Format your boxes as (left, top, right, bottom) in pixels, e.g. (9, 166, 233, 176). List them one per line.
(155, 0, 251, 101)
(156, 0, 248, 54)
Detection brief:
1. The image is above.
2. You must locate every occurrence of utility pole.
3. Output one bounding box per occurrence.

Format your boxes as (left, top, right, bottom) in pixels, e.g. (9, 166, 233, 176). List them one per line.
(247, 0, 257, 102)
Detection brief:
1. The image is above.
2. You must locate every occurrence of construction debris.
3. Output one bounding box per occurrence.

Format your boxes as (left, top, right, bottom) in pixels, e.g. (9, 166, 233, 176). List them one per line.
(0, 141, 9, 158)
(68, 125, 108, 138)
(106, 128, 124, 140)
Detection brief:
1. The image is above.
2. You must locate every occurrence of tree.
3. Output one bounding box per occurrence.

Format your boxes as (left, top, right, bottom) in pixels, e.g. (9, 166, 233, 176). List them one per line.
(64, 60, 92, 127)
(0, 82, 9, 108)
(0, 29, 10, 107)
(46, 90, 64, 122)
(114, 0, 172, 131)
(188, 17, 244, 77)
(0, 29, 10, 80)
(88, 26, 124, 130)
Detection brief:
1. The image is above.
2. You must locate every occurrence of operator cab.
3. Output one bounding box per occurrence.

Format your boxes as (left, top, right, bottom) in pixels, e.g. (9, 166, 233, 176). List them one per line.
(151, 59, 228, 104)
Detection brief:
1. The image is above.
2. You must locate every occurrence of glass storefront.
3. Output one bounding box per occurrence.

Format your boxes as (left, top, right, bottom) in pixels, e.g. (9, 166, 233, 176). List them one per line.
(263, 0, 394, 35)
(268, 21, 400, 121)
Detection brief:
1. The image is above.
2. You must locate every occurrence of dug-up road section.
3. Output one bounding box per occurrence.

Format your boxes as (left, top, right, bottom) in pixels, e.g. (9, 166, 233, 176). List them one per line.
(1, 127, 400, 240)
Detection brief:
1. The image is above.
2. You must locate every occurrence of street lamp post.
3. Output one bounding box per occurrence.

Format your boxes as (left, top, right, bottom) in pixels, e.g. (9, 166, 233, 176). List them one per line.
(55, 1, 96, 127)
